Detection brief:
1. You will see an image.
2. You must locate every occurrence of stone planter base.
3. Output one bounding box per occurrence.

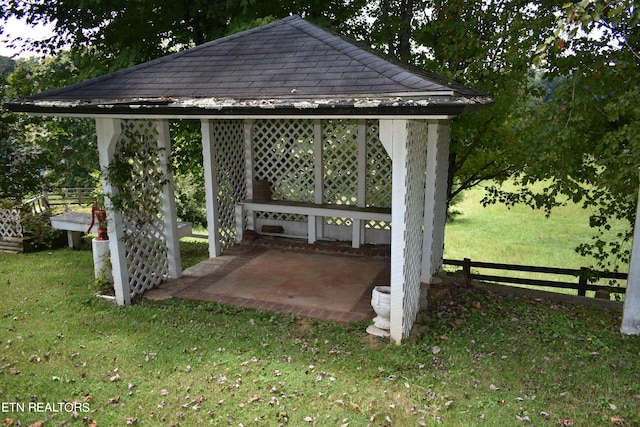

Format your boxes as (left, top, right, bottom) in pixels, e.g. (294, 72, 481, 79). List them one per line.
(366, 324, 390, 338)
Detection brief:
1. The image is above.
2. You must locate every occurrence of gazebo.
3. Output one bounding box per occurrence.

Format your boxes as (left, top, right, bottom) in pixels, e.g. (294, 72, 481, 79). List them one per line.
(8, 15, 493, 343)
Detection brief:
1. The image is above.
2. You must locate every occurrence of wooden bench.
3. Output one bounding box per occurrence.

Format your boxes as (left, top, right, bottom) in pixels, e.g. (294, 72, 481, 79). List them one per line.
(50, 212, 193, 249)
(235, 199, 391, 248)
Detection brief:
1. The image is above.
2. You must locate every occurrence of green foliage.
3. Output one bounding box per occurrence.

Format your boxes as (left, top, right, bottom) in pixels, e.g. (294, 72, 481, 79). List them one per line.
(1, 75, 51, 199)
(1, 54, 99, 199)
(0, 55, 15, 76)
(170, 121, 207, 225)
(101, 122, 168, 223)
(483, 1, 640, 270)
(19, 211, 61, 250)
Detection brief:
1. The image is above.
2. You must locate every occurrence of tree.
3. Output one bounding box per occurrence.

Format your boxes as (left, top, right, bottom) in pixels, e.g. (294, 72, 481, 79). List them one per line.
(1, 53, 99, 199)
(0, 0, 369, 71)
(0, 55, 15, 77)
(1, 76, 42, 199)
(368, 0, 561, 205)
(483, 1, 640, 271)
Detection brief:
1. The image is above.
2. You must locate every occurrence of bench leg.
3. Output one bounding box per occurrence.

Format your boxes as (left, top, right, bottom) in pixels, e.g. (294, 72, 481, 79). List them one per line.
(352, 219, 361, 249)
(308, 215, 317, 244)
(67, 231, 83, 249)
(235, 204, 244, 243)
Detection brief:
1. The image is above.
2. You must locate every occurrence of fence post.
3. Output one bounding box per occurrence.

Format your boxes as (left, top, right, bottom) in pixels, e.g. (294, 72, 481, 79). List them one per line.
(463, 258, 471, 280)
(578, 267, 589, 297)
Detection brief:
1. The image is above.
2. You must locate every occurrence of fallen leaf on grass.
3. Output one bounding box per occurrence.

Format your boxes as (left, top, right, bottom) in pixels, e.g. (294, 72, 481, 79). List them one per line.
(125, 417, 137, 425)
(4, 419, 13, 427)
(610, 416, 626, 425)
(27, 421, 44, 427)
(489, 384, 500, 391)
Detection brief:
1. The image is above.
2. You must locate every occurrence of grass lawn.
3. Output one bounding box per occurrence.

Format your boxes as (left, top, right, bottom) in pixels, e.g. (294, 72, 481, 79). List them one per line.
(1, 242, 639, 426)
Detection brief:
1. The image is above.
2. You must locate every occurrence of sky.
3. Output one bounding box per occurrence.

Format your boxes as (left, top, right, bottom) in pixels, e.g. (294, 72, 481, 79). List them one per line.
(0, 17, 56, 58)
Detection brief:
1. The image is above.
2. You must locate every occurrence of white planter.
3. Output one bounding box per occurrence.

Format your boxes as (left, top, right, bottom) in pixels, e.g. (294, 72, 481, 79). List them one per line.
(367, 285, 391, 337)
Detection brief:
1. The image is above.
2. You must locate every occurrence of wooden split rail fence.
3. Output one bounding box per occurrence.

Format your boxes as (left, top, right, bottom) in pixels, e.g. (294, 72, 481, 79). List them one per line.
(43, 188, 94, 206)
(443, 258, 628, 297)
(0, 189, 94, 253)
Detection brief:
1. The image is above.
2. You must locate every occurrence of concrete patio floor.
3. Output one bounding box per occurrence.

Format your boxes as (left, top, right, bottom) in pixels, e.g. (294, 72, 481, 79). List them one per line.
(144, 238, 391, 323)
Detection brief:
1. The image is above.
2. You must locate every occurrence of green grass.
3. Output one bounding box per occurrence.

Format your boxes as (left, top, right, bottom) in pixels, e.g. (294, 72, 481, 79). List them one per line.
(1, 244, 639, 426)
(444, 184, 629, 296)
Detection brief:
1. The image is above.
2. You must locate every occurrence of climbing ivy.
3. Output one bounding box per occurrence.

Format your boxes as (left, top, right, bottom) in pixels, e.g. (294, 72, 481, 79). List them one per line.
(101, 120, 169, 229)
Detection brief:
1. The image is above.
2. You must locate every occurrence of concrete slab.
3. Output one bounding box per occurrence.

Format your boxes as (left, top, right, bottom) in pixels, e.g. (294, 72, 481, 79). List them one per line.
(198, 250, 387, 312)
(153, 242, 391, 323)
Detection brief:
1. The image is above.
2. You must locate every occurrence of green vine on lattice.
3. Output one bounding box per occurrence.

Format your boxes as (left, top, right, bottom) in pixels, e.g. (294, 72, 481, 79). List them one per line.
(101, 121, 169, 229)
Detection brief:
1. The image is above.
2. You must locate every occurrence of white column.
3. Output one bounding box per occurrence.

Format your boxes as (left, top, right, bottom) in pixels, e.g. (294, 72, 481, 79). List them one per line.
(201, 119, 222, 257)
(380, 119, 408, 344)
(353, 120, 367, 248)
(313, 120, 324, 240)
(421, 121, 451, 283)
(95, 118, 130, 305)
(242, 120, 256, 236)
(622, 181, 640, 335)
(157, 120, 182, 278)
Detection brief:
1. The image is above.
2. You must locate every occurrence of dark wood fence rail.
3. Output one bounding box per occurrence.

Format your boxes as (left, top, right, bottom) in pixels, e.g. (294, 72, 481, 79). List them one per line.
(443, 258, 628, 297)
(43, 188, 94, 206)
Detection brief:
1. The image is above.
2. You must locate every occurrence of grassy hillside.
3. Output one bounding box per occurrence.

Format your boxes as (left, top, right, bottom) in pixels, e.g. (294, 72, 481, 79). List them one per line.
(444, 184, 630, 293)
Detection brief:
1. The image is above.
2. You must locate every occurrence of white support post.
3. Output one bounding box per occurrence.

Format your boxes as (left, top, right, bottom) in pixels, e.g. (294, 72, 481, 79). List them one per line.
(95, 118, 130, 305)
(244, 120, 256, 233)
(156, 119, 182, 278)
(622, 179, 640, 335)
(380, 119, 408, 344)
(313, 120, 324, 241)
(201, 119, 222, 257)
(353, 120, 367, 248)
(421, 121, 451, 283)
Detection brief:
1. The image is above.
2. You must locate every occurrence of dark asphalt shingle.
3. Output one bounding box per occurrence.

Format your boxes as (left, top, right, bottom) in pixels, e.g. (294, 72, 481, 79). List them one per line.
(9, 15, 493, 116)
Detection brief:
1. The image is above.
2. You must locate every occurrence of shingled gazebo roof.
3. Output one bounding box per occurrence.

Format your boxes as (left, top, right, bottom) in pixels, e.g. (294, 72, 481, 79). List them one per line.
(8, 15, 493, 117)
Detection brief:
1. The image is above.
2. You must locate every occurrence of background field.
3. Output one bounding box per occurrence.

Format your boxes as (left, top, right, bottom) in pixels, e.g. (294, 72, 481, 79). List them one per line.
(443, 184, 630, 295)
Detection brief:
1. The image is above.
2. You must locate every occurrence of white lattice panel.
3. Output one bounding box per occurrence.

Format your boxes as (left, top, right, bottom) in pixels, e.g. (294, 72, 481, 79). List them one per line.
(322, 120, 359, 226)
(401, 120, 429, 338)
(252, 120, 315, 222)
(365, 120, 392, 231)
(117, 120, 170, 295)
(0, 209, 22, 239)
(209, 120, 246, 249)
(245, 119, 393, 244)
